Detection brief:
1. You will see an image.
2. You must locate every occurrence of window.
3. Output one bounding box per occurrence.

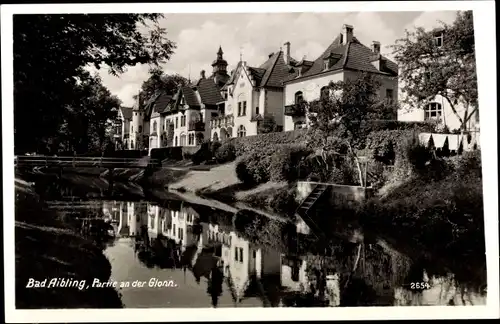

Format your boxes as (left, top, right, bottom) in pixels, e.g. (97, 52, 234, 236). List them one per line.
(234, 247, 238, 261)
(188, 133, 195, 145)
(131, 125, 133, 132)
(294, 121, 305, 130)
(320, 87, 329, 100)
(174, 136, 178, 146)
(253, 250, 256, 258)
(295, 91, 304, 104)
(237, 125, 246, 137)
(135, 112, 137, 116)
(173, 224, 176, 235)
(238, 102, 241, 116)
(153, 121, 157, 132)
(239, 248, 243, 262)
(211, 112, 218, 118)
(434, 32, 443, 48)
(291, 262, 300, 282)
(180, 134, 187, 146)
(138, 125, 142, 133)
(130, 140, 134, 149)
(242, 101, 247, 116)
(175, 117, 178, 129)
(181, 115, 186, 127)
(178, 228, 183, 240)
(385, 89, 394, 104)
(256, 106, 260, 115)
(323, 60, 329, 70)
(424, 102, 443, 120)
(213, 132, 219, 141)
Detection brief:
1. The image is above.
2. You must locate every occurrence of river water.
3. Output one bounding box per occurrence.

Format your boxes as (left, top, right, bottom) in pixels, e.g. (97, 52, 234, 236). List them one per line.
(35, 176, 487, 308)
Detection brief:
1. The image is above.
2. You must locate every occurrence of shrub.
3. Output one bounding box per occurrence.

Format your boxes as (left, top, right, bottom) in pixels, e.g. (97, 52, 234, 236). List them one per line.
(210, 141, 222, 158)
(269, 186, 299, 216)
(215, 142, 236, 163)
(269, 145, 314, 182)
(228, 129, 308, 157)
(235, 153, 271, 185)
(191, 142, 212, 165)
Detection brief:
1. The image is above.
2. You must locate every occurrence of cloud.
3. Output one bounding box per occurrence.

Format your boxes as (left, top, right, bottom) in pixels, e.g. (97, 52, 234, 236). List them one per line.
(97, 11, 459, 106)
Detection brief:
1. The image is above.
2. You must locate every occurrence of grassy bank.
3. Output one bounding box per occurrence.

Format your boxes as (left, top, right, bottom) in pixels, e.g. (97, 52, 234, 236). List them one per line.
(14, 179, 123, 308)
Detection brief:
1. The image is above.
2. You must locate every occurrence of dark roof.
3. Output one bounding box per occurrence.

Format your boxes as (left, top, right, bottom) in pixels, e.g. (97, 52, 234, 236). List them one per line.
(143, 92, 161, 120)
(151, 92, 173, 116)
(223, 51, 297, 89)
(284, 34, 398, 83)
(196, 78, 225, 105)
(120, 106, 133, 120)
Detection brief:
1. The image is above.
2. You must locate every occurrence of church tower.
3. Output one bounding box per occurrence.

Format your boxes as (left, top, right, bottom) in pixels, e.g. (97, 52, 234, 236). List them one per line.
(211, 46, 230, 89)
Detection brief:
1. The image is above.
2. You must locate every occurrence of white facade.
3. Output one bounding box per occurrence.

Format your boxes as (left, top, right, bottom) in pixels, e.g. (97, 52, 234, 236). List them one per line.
(398, 94, 480, 133)
(283, 70, 399, 132)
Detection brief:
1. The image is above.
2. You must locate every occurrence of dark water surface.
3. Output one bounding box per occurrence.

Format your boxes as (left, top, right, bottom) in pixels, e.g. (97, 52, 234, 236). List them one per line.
(33, 175, 487, 307)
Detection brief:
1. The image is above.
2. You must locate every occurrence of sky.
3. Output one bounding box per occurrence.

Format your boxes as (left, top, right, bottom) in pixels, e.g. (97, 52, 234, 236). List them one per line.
(96, 11, 459, 107)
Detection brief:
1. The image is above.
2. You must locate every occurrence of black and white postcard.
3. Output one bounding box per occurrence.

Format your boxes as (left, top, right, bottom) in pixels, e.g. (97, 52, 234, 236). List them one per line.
(2, 1, 498, 322)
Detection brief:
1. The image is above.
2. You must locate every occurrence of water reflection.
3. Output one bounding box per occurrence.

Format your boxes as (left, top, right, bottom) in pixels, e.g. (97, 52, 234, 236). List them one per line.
(47, 196, 487, 308)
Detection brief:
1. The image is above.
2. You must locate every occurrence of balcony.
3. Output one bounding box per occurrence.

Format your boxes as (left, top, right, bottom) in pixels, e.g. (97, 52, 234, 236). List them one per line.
(188, 120, 205, 131)
(284, 103, 305, 117)
(210, 115, 234, 129)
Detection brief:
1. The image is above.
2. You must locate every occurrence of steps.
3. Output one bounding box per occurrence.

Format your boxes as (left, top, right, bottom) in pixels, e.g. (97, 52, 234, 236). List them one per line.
(295, 184, 328, 218)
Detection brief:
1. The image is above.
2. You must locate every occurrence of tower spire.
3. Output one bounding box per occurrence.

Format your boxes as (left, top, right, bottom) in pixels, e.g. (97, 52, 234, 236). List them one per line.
(188, 64, 191, 84)
(239, 45, 243, 62)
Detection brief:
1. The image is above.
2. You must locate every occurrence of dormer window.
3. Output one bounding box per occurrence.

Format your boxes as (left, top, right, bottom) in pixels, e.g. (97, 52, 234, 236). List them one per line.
(323, 53, 342, 71)
(434, 31, 443, 48)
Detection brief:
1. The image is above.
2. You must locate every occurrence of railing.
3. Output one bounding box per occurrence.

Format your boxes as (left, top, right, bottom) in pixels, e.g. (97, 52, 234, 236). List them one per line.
(284, 104, 305, 117)
(188, 120, 205, 131)
(15, 156, 158, 169)
(210, 115, 234, 128)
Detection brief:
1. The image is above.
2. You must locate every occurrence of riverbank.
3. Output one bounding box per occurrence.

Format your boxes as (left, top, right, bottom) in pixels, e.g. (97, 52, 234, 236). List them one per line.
(14, 178, 123, 308)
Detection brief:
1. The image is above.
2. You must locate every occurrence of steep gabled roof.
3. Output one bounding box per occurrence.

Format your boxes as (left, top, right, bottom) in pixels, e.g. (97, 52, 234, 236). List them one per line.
(196, 78, 225, 105)
(119, 106, 133, 120)
(259, 51, 297, 88)
(151, 92, 174, 117)
(222, 51, 297, 90)
(284, 34, 398, 83)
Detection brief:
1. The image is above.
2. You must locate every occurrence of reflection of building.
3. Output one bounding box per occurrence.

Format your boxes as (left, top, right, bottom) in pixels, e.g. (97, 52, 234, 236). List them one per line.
(146, 202, 199, 251)
(206, 222, 281, 303)
(102, 201, 120, 223)
(115, 201, 147, 237)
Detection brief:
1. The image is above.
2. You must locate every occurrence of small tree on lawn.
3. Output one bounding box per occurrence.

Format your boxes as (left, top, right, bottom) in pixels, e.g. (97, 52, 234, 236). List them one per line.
(391, 11, 477, 140)
(306, 73, 397, 187)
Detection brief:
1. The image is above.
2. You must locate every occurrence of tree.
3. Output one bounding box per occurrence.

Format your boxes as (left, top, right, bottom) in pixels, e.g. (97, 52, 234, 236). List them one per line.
(58, 73, 121, 154)
(306, 73, 397, 186)
(133, 68, 189, 107)
(14, 14, 176, 154)
(391, 11, 477, 133)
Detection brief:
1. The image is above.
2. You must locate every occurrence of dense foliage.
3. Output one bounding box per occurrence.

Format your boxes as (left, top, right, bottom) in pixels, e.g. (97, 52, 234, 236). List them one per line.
(392, 11, 477, 132)
(133, 68, 188, 107)
(305, 73, 399, 186)
(214, 142, 237, 163)
(14, 14, 176, 154)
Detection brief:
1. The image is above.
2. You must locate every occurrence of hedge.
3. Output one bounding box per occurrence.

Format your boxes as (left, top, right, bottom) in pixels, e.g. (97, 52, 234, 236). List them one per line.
(150, 147, 183, 163)
(226, 129, 308, 157)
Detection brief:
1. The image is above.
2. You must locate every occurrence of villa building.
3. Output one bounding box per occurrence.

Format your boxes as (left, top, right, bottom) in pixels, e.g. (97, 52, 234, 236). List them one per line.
(146, 47, 229, 149)
(116, 106, 133, 149)
(282, 24, 399, 131)
(211, 46, 298, 140)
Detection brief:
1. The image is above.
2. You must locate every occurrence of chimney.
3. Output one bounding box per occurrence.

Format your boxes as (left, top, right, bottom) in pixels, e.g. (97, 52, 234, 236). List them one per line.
(342, 24, 353, 44)
(268, 52, 274, 58)
(372, 41, 381, 54)
(283, 41, 291, 64)
(200, 70, 206, 79)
